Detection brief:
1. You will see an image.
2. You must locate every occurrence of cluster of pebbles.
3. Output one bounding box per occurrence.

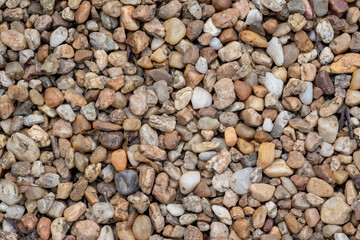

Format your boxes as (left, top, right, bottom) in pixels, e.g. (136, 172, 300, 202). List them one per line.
(3, 0, 360, 239)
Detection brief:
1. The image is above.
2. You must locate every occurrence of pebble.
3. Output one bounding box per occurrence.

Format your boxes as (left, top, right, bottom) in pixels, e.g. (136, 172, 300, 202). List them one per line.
(249, 183, 275, 202)
(266, 37, 284, 66)
(63, 202, 86, 222)
(218, 41, 242, 62)
(316, 18, 334, 43)
(321, 197, 352, 225)
(164, 18, 186, 45)
(212, 205, 232, 225)
(261, 0, 286, 12)
(114, 170, 139, 195)
(179, 171, 201, 194)
(6, 132, 40, 162)
(307, 177, 334, 197)
(213, 78, 236, 110)
(195, 57, 208, 74)
(50, 27, 68, 48)
(92, 202, 114, 224)
(89, 32, 119, 51)
(71, 220, 100, 240)
(259, 72, 284, 98)
(1, 30, 27, 51)
(239, 30, 268, 48)
(246, 9, 263, 25)
(132, 215, 153, 240)
(191, 87, 212, 109)
(230, 167, 253, 194)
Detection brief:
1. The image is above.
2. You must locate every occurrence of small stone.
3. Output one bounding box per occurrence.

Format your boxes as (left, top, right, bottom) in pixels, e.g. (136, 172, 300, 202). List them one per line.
(261, 0, 286, 12)
(50, 27, 68, 48)
(92, 202, 114, 224)
(259, 72, 284, 98)
(1, 30, 26, 51)
(89, 32, 119, 51)
(212, 205, 232, 225)
(6, 133, 40, 163)
(51, 217, 70, 240)
(218, 41, 242, 62)
(0, 179, 21, 205)
(246, 9, 262, 25)
(115, 170, 139, 195)
(257, 142, 275, 169)
(41, 54, 59, 75)
(329, 0, 349, 16)
(288, 13, 307, 32)
(307, 177, 334, 197)
(132, 215, 153, 240)
(179, 171, 201, 194)
(316, 18, 334, 43)
(266, 37, 284, 66)
(191, 87, 212, 109)
(239, 30, 268, 48)
(330, 33, 351, 54)
(321, 197, 351, 225)
(213, 78, 236, 110)
(164, 18, 186, 45)
(63, 202, 86, 222)
(71, 220, 100, 240)
(230, 167, 253, 194)
(315, 70, 335, 95)
(195, 57, 208, 74)
(249, 183, 275, 202)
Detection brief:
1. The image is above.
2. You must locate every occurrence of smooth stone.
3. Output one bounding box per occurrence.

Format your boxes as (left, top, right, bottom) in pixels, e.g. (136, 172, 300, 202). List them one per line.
(299, 81, 313, 105)
(318, 116, 338, 143)
(266, 37, 284, 66)
(114, 170, 139, 195)
(321, 197, 352, 225)
(179, 171, 201, 194)
(230, 167, 254, 194)
(263, 160, 294, 177)
(50, 26, 68, 48)
(245, 9, 262, 25)
(259, 72, 284, 98)
(191, 87, 212, 109)
(164, 18, 186, 45)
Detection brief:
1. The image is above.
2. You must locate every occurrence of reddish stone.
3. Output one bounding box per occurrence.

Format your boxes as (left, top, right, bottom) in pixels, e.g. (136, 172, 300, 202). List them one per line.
(329, 0, 349, 16)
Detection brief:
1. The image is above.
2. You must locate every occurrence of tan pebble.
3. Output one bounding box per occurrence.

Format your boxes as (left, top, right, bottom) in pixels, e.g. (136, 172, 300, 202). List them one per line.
(75, 1, 91, 24)
(239, 30, 268, 48)
(257, 142, 275, 169)
(224, 127, 237, 147)
(306, 177, 334, 197)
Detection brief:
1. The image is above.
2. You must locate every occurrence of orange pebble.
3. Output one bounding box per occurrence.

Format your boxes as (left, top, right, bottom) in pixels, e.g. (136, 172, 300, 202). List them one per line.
(224, 127, 237, 147)
(111, 149, 127, 171)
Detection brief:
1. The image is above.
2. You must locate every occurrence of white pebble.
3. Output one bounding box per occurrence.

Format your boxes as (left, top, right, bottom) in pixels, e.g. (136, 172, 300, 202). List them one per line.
(204, 18, 221, 37)
(299, 81, 313, 105)
(262, 118, 273, 132)
(245, 9, 263, 25)
(191, 87, 212, 109)
(266, 37, 284, 66)
(195, 57, 208, 74)
(179, 171, 201, 194)
(259, 72, 284, 98)
(230, 167, 253, 194)
(167, 204, 185, 216)
(320, 142, 334, 157)
(209, 37, 223, 50)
